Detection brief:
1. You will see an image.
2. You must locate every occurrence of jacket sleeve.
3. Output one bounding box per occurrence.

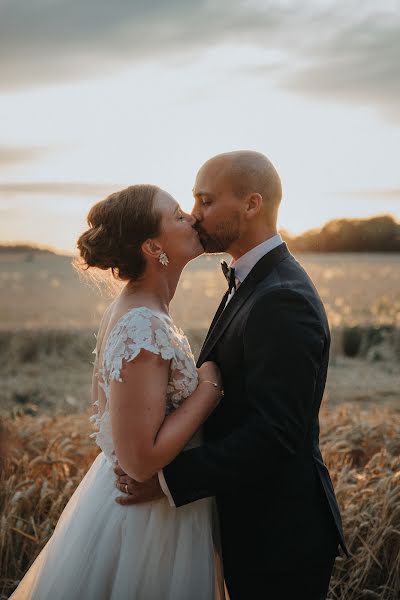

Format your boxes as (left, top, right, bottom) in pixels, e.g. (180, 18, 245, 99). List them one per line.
(162, 289, 327, 507)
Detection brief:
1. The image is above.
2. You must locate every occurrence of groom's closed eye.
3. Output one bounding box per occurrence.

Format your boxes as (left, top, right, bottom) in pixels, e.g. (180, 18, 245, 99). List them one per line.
(195, 195, 212, 206)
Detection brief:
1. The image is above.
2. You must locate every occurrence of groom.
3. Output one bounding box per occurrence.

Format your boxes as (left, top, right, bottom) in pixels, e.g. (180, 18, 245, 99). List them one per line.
(115, 151, 347, 599)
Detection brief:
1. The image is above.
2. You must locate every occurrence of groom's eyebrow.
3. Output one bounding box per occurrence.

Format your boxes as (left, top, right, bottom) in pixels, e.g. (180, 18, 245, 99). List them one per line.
(193, 190, 214, 199)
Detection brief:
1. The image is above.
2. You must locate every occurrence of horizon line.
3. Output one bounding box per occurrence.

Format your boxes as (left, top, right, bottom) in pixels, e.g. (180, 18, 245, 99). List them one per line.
(1, 212, 398, 257)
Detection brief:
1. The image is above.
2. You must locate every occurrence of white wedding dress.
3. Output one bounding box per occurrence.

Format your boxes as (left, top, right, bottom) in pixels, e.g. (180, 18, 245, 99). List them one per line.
(10, 307, 226, 600)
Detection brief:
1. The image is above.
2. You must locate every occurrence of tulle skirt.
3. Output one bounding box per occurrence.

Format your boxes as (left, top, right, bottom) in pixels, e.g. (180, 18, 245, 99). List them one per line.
(9, 452, 226, 600)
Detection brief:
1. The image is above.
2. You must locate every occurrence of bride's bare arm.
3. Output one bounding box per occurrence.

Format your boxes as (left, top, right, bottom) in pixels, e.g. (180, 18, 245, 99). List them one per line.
(109, 351, 221, 482)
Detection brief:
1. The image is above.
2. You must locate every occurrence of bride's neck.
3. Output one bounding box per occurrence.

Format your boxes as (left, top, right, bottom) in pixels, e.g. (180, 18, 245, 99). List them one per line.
(121, 267, 182, 314)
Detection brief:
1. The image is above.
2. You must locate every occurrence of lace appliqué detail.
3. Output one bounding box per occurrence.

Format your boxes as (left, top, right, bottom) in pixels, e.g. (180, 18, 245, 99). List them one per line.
(90, 307, 198, 461)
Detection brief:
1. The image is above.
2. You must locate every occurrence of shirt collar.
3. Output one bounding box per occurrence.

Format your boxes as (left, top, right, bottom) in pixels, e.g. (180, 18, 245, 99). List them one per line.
(229, 234, 283, 284)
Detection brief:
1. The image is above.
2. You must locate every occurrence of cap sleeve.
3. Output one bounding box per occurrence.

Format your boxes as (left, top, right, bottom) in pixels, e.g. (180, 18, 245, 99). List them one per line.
(103, 308, 175, 383)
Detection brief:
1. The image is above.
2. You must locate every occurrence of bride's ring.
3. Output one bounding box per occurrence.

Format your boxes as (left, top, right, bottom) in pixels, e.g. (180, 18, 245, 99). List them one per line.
(124, 484, 129, 494)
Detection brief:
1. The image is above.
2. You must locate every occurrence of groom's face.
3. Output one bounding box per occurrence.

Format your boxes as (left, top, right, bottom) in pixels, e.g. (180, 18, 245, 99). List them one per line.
(191, 161, 242, 253)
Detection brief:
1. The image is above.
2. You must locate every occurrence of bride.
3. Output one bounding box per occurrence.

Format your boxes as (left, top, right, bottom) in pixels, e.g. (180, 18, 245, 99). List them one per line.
(10, 184, 226, 599)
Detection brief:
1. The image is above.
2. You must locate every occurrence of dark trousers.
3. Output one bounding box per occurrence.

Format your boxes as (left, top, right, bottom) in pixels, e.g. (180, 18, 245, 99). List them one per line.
(225, 556, 337, 600)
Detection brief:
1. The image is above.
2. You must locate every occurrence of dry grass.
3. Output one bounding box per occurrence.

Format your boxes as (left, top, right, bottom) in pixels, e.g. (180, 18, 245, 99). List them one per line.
(0, 406, 399, 599)
(1, 327, 399, 418)
(0, 413, 99, 599)
(321, 406, 400, 599)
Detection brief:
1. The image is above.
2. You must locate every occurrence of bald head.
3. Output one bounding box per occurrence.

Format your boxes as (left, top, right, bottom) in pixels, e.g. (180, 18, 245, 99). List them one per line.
(201, 150, 282, 225)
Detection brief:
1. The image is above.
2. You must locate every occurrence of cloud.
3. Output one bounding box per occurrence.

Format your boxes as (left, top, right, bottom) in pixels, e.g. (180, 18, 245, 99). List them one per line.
(0, 182, 120, 197)
(344, 188, 400, 200)
(280, 10, 400, 122)
(0, 0, 253, 89)
(0, 146, 49, 168)
(0, 1, 399, 121)
(0, 2, 335, 89)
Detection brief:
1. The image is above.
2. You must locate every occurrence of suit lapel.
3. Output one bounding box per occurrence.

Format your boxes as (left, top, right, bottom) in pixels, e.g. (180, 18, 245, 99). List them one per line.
(197, 243, 290, 365)
(197, 280, 255, 365)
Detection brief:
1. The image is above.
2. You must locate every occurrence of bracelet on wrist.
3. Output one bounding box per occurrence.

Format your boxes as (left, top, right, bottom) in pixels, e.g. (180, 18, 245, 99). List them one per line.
(199, 379, 224, 396)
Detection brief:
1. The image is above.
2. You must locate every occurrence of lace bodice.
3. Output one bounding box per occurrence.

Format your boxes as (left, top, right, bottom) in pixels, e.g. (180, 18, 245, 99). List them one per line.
(89, 307, 199, 462)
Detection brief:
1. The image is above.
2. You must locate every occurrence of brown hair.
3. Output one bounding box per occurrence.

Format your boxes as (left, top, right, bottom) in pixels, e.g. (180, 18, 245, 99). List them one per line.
(76, 184, 161, 281)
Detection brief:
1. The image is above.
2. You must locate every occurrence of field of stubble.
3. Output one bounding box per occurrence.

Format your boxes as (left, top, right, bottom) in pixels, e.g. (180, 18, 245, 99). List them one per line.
(0, 249, 399, 599)
(1, 250, 400, 330)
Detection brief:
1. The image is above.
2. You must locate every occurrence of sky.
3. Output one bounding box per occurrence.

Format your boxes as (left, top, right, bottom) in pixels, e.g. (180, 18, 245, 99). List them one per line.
(0, 0, 399, 254)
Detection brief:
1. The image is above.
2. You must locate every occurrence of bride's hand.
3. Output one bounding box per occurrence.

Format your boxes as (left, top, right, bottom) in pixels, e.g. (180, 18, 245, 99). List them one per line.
(197, 361, 223, 402)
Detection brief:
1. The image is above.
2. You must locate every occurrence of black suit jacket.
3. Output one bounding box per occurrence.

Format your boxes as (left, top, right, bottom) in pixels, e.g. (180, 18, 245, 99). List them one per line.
(164, 243, 346, 578)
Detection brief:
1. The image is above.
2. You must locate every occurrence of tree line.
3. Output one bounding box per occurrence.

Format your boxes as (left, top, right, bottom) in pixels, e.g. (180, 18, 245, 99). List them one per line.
(1, 214, 399, 255)
(281, 214, 400, 252)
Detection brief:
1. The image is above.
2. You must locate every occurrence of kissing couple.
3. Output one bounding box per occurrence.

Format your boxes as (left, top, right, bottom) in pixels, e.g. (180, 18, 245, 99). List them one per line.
(10, 151, 347, 600)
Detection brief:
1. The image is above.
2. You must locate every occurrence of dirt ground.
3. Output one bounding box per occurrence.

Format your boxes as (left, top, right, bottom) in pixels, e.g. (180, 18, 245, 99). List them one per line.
(2, 349, 398, 418)
(327, 355, 399, 410)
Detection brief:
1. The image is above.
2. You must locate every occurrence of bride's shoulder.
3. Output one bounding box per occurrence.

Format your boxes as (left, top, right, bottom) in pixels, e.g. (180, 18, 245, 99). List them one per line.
(103, 306, 176, 376)
(108, 305, 175, 345)
(122, 306, 172, 329)
(122, 307, 176, 347)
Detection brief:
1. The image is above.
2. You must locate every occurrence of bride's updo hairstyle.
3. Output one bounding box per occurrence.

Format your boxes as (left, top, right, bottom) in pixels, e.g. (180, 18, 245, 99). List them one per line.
(77, 184, 161, 281)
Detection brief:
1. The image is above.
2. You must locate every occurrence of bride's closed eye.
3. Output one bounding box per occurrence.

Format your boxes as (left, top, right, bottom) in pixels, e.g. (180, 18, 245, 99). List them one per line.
(176, 207, 188, 221)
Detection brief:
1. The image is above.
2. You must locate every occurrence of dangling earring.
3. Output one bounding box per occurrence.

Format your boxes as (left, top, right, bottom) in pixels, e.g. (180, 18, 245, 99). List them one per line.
(159, 252, 169, 266)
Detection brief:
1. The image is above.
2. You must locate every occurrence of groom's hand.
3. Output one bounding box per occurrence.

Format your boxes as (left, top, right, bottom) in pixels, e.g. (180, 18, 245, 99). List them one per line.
(113, 463, 165, 505)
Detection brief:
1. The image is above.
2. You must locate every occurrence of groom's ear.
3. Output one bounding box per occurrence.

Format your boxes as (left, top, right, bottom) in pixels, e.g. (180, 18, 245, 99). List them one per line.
(244, 193, 263, 220)
(141, 238, 163, 260)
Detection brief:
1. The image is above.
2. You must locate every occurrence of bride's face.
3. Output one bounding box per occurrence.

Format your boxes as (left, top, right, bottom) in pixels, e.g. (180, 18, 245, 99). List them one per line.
(154, 190, 204, 265)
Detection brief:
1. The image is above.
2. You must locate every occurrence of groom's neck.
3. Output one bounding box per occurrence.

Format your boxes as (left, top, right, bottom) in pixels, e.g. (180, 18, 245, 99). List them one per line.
(228, 227, 278, 260)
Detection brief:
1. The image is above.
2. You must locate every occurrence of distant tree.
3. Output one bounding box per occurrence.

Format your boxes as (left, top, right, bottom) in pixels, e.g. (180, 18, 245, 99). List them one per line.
(0, 244, 53, 255)
(1, 215, 400, 256)
(281, 214, 400, 252)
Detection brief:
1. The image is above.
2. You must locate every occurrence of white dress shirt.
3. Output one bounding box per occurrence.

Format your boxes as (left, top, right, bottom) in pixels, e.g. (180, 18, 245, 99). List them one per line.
(158, 233, 284, 506)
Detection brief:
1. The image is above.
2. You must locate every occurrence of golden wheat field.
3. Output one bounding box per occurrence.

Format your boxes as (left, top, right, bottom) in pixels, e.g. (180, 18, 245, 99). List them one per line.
(1, 407, 400, 600)
(1, 249, 399, 599)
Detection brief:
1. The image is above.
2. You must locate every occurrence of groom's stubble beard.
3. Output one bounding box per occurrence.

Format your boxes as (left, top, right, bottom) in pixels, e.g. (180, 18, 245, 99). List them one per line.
(194, 211, 241, 253)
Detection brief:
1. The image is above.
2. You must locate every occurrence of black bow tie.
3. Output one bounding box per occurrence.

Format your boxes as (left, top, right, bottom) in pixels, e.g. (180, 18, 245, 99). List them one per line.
(221, 261, 237, 293)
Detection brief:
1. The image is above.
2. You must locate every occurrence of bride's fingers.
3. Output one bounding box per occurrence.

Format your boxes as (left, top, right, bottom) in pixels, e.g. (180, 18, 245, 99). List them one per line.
(113, 464, 125, 476)
(117, 475, 130, 486)
(116, 494, 137, 505)
(116, 482, 130, 494)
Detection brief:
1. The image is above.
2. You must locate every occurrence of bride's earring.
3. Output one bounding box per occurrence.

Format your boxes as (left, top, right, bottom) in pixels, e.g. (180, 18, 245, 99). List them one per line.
(159, 252, 169, 266)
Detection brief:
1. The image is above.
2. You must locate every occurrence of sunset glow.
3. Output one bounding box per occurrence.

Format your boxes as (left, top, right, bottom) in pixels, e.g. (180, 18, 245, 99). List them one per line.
(0, 1, 399, 253)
